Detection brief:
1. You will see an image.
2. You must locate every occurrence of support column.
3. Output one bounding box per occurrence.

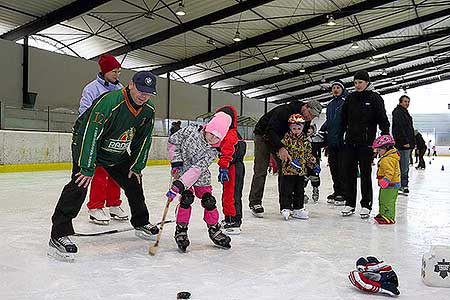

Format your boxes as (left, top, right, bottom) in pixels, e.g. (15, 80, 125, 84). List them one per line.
(264, 97, 268, 114)
(240, 90, 243, 116)
(22, 36, 29, 108)
(167, 72, 171, 135)
(207, 83, 212, 113)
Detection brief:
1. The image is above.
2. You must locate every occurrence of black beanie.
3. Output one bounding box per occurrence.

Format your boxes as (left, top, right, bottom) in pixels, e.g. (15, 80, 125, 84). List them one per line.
(354, 70, 370, 82)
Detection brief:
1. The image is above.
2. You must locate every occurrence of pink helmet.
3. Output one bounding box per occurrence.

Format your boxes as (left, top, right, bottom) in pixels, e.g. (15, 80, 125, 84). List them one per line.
(372, 135, 395, 148)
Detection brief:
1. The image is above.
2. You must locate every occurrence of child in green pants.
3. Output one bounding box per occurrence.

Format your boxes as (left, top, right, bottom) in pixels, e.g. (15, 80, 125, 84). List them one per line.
(372, 135, 400, 224)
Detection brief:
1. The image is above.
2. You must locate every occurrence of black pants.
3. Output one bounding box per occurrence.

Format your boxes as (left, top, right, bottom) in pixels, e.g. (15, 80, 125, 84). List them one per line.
(279, 175, 305, 210)
(343, 144, 373, 210)
(249, 135, 282, 208)
(328, 146, 345, 196)
(418, 148, 426, 169)
(51, 160, 150, 238)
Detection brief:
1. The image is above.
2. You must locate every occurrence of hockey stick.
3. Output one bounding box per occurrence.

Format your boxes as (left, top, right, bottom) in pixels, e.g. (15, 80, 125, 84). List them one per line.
(74, 219, 174, 237)
(148, 197, 172, 256)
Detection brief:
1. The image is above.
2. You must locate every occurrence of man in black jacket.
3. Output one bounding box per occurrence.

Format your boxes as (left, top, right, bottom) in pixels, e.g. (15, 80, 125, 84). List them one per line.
(248, 100, 322, 217)
(392, 95, 415, 194)
(341, 70, 390, 218)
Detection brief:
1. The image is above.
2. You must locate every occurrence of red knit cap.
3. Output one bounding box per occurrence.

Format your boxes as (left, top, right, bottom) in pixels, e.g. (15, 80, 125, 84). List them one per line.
(98, 54, 121, 75)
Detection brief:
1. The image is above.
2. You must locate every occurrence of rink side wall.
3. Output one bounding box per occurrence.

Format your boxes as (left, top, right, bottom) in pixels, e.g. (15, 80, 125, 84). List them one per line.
(0, 130, 255, 173)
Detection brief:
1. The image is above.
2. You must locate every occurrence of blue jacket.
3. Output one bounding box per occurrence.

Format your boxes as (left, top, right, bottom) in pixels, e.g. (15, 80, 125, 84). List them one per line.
(79, 73, 123, 116)
(321, 90, 347, 148)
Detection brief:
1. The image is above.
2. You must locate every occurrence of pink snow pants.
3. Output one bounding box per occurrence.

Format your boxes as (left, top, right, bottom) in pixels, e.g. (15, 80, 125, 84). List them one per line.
(176, 185, 219, 225)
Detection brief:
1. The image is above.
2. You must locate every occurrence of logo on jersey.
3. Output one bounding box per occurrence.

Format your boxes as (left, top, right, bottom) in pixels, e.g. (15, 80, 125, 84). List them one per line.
(107, 128, 135, 152)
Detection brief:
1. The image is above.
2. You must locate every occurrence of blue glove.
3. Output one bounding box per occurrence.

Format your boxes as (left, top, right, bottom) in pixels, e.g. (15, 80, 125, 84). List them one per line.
(313, 164, 321, 174)
(218, 168, 229, 184)
(290, 159, 302, 170)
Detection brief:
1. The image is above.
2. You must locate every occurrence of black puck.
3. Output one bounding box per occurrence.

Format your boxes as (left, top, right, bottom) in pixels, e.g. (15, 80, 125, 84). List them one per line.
(177, 291, 191, 299)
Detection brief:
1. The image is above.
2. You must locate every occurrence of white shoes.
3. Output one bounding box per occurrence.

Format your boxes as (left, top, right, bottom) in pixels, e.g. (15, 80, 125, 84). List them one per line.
(88, 208, 110, 225)
(109, 205, 128, 220)
(281, 209, 291, 221)
(292, 208, 309, 220)
(341, 206, 355, 216)
(359, 207, 371, 219)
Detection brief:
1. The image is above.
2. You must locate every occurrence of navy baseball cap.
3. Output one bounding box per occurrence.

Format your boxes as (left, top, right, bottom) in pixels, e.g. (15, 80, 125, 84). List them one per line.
(132, 71, 157, 95)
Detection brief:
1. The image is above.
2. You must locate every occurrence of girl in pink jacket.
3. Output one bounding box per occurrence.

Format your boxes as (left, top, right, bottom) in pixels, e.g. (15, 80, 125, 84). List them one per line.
(166, 112, 232, 252)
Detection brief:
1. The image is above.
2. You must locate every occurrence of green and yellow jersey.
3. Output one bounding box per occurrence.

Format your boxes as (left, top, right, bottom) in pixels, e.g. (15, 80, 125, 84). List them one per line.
(72, 87, 155, 176)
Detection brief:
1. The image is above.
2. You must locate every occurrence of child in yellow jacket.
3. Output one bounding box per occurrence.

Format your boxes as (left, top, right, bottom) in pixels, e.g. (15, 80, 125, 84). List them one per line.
(279, 114, 315, 220)
(372, 135, 400, 224)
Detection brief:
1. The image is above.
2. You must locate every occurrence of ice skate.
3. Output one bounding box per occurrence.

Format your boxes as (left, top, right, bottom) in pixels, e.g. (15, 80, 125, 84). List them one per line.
(341, 206, 355, 216)
(398, 187, 409, 195)
(221, 216, 242, 235)
(88, 208, 110, 225)
(174, 223, 190, 252)
(334, 195, 346, 206)
(280, 209, 291, 221)
(109, 205, 128, 220)
(250, 204, 264, 218)
(292, 208, 309, 220)
(312, 187, 319, 203)
(47, 236, 77, 262)
(327, 193, 336, 203)
(359, 207, 371, 219)
(208, 223, 231, 249)
(134, 223, 159, 241)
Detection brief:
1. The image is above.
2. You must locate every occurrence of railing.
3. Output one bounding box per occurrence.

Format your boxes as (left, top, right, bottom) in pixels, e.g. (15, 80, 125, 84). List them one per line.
(0, 102, 256, 139)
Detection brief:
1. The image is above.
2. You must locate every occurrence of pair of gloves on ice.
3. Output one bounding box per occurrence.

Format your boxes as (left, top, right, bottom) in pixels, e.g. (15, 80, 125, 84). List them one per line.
(349, 256, 400, 297)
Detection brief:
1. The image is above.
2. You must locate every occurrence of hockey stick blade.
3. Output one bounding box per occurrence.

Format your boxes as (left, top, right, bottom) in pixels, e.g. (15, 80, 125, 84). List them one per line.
(74, 220, 174, 237)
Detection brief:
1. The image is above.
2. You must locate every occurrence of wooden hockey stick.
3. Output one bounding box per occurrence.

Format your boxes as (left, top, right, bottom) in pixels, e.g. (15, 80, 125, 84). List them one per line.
(148, 198, 172, 256)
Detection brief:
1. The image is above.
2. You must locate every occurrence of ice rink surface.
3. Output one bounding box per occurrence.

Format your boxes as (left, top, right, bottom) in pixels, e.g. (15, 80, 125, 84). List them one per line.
(1, 157, 450, 300)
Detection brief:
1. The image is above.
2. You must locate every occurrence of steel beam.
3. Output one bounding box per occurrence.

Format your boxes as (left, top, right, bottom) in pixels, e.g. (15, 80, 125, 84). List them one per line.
(195, 7, 450, 86)
(0, 0, 111, 41)
(258, 44, 450, 99)
(273, 56, 450, 103)
(226, 26, 450, 93)
(151, 0, 396, 75)
(93, 0, 275, 60)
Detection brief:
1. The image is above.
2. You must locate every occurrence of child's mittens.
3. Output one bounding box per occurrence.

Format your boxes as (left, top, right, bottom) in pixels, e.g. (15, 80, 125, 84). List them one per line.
(313, 164, 321, 174)
(290, 158, 301, 170)
(378, 178, 390, 188)
(218, 168, 229, 184)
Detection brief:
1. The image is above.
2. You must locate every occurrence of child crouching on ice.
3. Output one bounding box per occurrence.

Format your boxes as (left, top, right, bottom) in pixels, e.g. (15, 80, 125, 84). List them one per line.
(166, 112, 232, 252)
(279, 113, 315, 220)
(372, 135, 400, 224)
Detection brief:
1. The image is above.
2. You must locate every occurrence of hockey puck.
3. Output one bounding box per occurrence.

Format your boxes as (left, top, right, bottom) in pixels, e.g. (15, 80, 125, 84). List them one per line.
(177, 291, 191, 299)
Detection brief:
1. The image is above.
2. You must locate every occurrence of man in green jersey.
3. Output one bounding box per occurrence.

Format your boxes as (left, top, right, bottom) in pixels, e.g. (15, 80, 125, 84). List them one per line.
(48, 71, 160, 261)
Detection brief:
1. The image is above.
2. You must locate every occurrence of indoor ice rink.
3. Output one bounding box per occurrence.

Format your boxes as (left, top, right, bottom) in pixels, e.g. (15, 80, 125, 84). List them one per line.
(2, 0, 450, 299)
(1, 159, 450, 299)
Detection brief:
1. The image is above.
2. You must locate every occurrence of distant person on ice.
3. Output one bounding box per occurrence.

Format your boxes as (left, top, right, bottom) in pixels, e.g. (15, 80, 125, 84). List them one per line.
(166, 112, 232, 252)
(48, 71, 160, 262)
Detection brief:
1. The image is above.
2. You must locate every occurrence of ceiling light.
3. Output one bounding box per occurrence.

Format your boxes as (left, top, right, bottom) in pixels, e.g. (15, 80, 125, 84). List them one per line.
(373, 52, 389, 59)
(321, 76, 326, 83)
(144, 12, 154, 19)
(273, 51, 280, 60)
(351, 41, 359, 49)
(392, 80, 397, 85)
(300, 65, 306, 72)
(327, 15, 336, 26)
(207, 38, 216, 46)
(175, 2, 186, 16)
(233, 31, 242, 42)
(382, 69, 388, 76)
(369, 57, 376, 64)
